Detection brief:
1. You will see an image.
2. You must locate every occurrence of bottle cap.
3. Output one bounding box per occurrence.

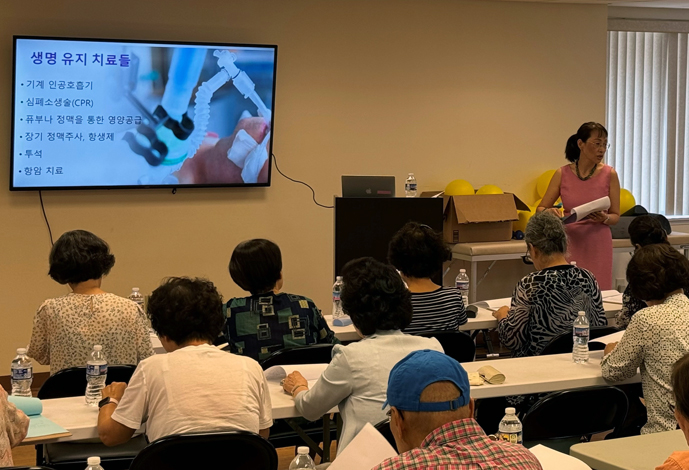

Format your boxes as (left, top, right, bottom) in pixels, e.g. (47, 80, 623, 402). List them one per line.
(87, 457, 101, 465)
(336, 276, 343, 281)
(297, 446, 309, 455)
(132, 287, 140, 292)
(460, 269, 466, 273)
(578, 311, 586, 315)
(505, 407, 516, 414)
(93, 345, 102, 351)
(16, 348, 27, 355)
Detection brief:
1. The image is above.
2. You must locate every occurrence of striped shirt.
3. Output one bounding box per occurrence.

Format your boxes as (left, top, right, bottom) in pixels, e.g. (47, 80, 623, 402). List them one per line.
(404, 287, 467, 335)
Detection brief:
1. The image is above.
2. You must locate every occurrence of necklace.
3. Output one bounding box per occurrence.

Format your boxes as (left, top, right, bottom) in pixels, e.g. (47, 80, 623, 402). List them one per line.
(575, 161, 597, 181)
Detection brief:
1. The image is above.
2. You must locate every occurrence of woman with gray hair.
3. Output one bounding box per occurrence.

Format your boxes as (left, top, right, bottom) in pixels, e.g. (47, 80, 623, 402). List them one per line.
(492, 211, 607, 358)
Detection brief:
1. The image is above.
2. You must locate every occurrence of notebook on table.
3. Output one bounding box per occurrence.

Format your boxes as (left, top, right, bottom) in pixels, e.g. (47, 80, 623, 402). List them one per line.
(8, 396, 71, 443)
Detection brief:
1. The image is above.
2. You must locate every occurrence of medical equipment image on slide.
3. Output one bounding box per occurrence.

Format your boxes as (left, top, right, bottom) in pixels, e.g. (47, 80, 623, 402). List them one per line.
(11, 36, 277, 190)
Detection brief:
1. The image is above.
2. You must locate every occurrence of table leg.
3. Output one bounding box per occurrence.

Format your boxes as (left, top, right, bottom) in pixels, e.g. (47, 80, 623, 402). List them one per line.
(470, 261, 478, 304)
(322, 415, 332, 462)
(285, 418, 324, 459)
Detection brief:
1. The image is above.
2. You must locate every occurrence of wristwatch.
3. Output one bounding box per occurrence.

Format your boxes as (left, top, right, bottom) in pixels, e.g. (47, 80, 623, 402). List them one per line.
(98, 396, 120, 409)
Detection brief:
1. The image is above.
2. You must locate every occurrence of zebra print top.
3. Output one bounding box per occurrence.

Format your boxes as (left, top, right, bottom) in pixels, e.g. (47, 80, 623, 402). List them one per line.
(497, 265, 607, 358)
(404, 287, 468, 335)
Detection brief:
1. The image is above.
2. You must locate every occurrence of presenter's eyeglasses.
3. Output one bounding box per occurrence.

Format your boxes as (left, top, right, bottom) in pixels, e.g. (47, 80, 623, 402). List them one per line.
(588, 141, 611, 151)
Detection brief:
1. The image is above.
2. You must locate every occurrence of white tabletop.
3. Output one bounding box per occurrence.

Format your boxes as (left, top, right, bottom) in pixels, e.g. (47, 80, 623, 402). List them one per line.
(39, 350, 639, 443)
(325, 303, 621, 343)
(570, 429, 687, 470)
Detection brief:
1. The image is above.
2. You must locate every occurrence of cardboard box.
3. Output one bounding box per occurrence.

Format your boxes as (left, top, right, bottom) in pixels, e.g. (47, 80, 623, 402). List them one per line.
(420, 192, 529, 244)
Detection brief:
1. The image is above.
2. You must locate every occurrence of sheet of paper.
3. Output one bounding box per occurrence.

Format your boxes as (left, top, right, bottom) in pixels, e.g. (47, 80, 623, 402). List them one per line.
(8, 396, 71, 440)
(471, 297, 511, 311)
(529, 444, 591, 470)
(563, 196, 610, 224)
(328, 422, 397, 470)
(25, 415, 71, 440)
(7, 396, 43, 416)
(590, 330, 624, 345)
(263, 363, 328, 382)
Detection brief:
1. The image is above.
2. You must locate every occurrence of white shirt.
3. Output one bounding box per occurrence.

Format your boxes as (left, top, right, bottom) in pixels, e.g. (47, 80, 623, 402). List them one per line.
(112, 344, 272, 442)
(294, 330, 443, 450)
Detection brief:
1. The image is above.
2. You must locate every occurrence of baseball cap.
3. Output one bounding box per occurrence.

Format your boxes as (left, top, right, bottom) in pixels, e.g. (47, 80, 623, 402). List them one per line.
(382, 349, 470, 412)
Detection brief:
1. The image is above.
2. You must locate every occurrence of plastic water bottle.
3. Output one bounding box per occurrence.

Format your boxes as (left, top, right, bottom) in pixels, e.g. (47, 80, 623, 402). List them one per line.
(128, 287, 145, 313)
(332, 276, 344, 319)
(405, 173, 417, 197)
(85, 456, 104, 470)
(573, 311, 590, 364)
(11, 348, 33, 397)
(289, 446, 316, 469)
(498, 407, 523, 445)
(455, 269, 470, 305)
(85, 345, 108, 406)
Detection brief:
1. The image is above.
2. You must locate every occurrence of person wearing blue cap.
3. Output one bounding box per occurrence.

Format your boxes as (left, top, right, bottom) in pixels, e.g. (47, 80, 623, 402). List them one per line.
(372, 350, 542, 470)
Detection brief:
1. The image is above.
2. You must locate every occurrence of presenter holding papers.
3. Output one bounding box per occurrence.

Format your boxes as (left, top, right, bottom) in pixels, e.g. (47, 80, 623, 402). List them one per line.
(538, 122, 621, 290)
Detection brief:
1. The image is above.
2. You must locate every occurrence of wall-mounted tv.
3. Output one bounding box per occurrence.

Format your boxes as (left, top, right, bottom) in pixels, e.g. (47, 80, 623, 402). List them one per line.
(11, 36, 277, 190)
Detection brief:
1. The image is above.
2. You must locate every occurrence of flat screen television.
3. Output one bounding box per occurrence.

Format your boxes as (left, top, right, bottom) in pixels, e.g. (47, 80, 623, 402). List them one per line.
(11, 36, 277, 190)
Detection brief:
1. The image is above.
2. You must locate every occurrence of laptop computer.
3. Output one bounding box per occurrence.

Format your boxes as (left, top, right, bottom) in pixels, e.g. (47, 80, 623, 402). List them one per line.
(341, 176, 395, 198)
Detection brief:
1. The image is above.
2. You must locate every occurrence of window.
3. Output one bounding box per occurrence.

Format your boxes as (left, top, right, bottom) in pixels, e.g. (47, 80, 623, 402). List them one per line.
(607, 30, 689, 217)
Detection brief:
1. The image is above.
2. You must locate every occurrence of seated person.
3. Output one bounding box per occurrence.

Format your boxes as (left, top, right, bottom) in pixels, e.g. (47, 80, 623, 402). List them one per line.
(617, 215, 689, 329)
(388, 222, 467, 334)
(372, 350, 542, 470)
(657, 352, 689, 470)
(602, 244, 689, 434)
(494, 211, 606, 358)
(97, 277, 272, 445)
(28, 230, 153, 374)
(224, 239, 337, 361)
(281, 257, 443, 451)
(0, 387, 30, 466)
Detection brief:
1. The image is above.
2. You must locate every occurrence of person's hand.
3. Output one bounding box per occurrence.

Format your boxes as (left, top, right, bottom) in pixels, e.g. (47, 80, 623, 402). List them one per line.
(282, 371, 308, 397)
(174, 117, 270, 185)
(101, 382, 127, 401)
(604, 342, 619, 356)
(586, 211, 609, 224)
(493, 306, 510, 322)
(544, 207, 564, 218)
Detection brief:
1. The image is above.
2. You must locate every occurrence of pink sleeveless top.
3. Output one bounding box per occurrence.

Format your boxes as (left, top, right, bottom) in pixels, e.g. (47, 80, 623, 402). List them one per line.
(560, 164, 613, 290)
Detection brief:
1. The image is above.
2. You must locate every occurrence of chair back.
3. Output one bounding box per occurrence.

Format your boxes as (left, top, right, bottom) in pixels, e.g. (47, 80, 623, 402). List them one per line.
(37, 365, 137, 399)
(522, 386, 628, 447)
(414, 331, 475, 363)
(540, 326, 619, 356)
(260, 344, 334, 370)
(129, 431, 278, 470)
(373, 419, 398, 452)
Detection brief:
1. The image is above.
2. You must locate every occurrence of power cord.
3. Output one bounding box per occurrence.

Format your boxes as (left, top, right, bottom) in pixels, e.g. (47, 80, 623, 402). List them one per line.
(272, 153, 334, 209)
(38, 190, 54, 246)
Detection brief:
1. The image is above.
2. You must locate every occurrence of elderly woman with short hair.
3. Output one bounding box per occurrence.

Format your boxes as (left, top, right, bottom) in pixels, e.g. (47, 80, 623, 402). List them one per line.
(28, 230, 153, 374)
(281, 257, 443, 451)
(493, 211, 607, 358)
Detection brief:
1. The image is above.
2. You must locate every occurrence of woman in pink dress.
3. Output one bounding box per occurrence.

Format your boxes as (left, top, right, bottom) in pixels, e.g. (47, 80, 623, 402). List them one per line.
(538, 122, 621, 290)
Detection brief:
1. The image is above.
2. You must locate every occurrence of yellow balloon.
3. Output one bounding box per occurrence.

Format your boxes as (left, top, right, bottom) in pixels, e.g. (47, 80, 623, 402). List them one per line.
(513, 209, 534, 233)
(620, 188, 636, 215)
(536, 170, 556, 198)
(445, 179, 475, 196)
(476, 184, 504, 195)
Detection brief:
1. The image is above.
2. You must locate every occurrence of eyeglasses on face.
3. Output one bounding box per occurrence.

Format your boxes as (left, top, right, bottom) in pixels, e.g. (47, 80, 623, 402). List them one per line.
(522, 246, 533, 265)
(588, 140, 611, 150)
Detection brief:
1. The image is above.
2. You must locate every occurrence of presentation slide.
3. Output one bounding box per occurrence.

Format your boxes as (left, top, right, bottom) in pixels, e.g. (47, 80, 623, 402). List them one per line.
(12, 37, 276, 189)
